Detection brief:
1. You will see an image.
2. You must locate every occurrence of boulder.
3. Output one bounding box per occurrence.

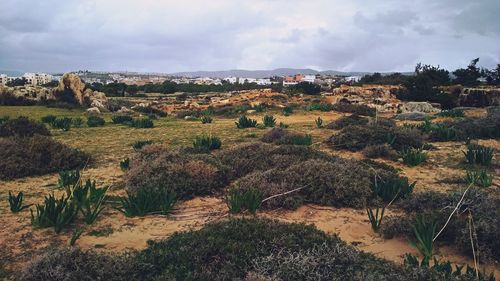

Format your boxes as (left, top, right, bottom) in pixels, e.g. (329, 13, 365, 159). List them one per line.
(399, 102, 441, 113)
(86, 107, 101, 115)
(56, 73, 108, 110)
(459, 88, 500, 107)
(394, 112, 429, 121)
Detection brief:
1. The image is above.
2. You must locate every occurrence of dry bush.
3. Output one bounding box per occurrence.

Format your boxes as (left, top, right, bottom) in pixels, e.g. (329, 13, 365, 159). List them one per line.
(232, 158, 387, 209)
(328, 124, 425, 151)
(362, 144, 398, 160)
(0, 135, 89, 180)
(261, 128, 312, 146)
(0, 116, 50, 138)
(326, 114, 369, 130)
(126, 145, 231, 199)
(331, 102, 376, 116)
(216, 143, 334, 178)
(20, 248, 148, 281)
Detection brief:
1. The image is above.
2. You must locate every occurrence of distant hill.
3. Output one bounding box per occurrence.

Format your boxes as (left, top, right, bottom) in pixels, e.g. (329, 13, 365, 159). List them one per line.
(169, 68, 374, 78)
(0, 69, 23, 77)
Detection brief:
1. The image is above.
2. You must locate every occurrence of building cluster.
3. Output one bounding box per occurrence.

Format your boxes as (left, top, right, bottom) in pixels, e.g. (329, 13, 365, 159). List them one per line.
(0, 73, 53, 86)
(222, 77, 273, 85)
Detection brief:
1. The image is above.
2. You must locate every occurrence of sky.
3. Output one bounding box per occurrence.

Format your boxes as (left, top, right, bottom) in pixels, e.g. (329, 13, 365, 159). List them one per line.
(1, 0, 499, 73)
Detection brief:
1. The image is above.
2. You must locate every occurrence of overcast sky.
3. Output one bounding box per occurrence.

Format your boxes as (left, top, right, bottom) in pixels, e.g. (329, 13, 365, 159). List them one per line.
(1, 0, 499, 73)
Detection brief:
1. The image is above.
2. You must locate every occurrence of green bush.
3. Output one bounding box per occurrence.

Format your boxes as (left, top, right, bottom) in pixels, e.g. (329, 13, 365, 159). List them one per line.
(116, 187, 176, 217)
(71, 117, 83, 128)
(306, 103, 333, 112)
(437, 109, 465, 118)
(0, 116, 51, 137)
(120, 158, 130, 171)
(112, 115, 133, 124)
(87, 116, 105, 127)
(30, 193, 77, 233)
(235, 115, 257, 128)
(8, 191, 31, 213)
(51, 117, 72, 131)
(315, 116, 323, 128)
(332, 102, 376, 116)
(126, 146, 231, 200)
(192, 135, 221, 152)
(399, 148, 427, 166)
(41, 115, 57, 124)
(0, 135, 89, 180)
(463, 144, 494, 166)
(128, 118, 154, 128)
(131, 140, 153, 150)
(464, 169, 493, 187)
(226, 188, 263, 215)
(201, 115, 213, 124)
(262, 115, 276, 127)
(282, 105, 294, 116)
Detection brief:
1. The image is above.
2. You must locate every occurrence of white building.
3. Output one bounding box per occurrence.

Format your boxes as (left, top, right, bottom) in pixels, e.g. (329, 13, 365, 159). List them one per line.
(223, 77, 238, 84)
(302, 75, 316, 83)
(345, 76, 361, 83)
(23, 73, 53, 86)
(256, 78, 272, 85)
(239, 78, 257, 84)
(0, 74, 9, 85)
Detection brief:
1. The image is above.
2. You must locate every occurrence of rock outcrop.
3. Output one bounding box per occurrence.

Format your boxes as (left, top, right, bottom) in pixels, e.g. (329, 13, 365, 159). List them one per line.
(459, 88, 500, 107)
(56, 73, 108, 111)
(399, 102, 441, 113)
(328, 85, 402, 112)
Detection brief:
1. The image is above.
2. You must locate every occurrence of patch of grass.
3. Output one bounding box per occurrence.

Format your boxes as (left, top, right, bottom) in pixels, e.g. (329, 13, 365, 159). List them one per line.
(87, 116, 105, 127)
(226, 188, 263, 215)
(464, 169, 493, 188)
(463, 144, 494, 166)
(116, 188, 177, 217)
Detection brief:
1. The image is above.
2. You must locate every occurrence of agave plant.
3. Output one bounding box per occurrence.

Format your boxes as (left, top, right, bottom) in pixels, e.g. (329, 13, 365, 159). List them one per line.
(411, 214, 437, 267)
(201, 115, 213, 124)
(8, 191, 31, 213)
(367, 206, 385, 232)
(235, 115, 257, 129)
(315, 117, 323, 128)
(30, 194, 77, 233)
(116, 188, 176, 217)
(57, 170, 80, 189)
(263, 115, 276, 128)
(372, 177, 416, 204)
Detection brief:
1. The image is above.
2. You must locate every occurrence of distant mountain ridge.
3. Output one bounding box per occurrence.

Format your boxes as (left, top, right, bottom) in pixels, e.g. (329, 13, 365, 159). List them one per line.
(0, 69, 24, 77)
(169, 68, 374, 78)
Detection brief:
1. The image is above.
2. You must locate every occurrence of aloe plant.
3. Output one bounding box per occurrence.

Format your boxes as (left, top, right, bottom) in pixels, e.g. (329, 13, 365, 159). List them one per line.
(226, 189, 244, 214)
(411, 215, 437, 267)
(263, 115, 276, 128)
(315, 117, 323, 128)
(463, 144, 494, 166)
(193, 135, 222, 152)
(465, 169, 493, 188)
(8, 191, 31, 213)
(235, 115, 257, 129)
(69, 228, 84, 246)
(116, 188, 176, 217)
(399, 148, 427, 166)
(201, 116, 213, 124)
(30, 194, 77, 233)
(57, 170, 80, 189)
(372, 177, 416, 203)
(226, 188, 263, 215)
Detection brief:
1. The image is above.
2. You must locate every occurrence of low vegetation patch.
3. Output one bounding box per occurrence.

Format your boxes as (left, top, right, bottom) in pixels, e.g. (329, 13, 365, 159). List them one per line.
(399, 147, 428, 166)
(235, 115, 257, 128)
(192, 135, 222, 152)
(0, 116, 50, 137)
(332, 102, 376, 116)
(362, 143, 398, 160)
(463, 143, 494, 166)
(116, 187, 176, 217)
(86, 116, 105, 127)
(261, 128, 312, 146)
(0, 135, 89, 180)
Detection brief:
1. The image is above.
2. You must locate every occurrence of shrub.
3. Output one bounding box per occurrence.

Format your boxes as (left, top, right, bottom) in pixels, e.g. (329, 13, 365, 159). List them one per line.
(232, 159, 380, 210)
(226, 188, 263, 215)
(51, 117, 72, 131)
(0, 92, 36, 106)
(86, 116, 105, 127)
(120, 158, 130, 171)
(372, 177, 416, 203)
(326, 114, 369, 130)
(133, 106, 166, 117)
(236, 115, 257, 128)
(126, 146, 231, 200)
(131, 140, 153, 150)
(41, 115, 57, 124)
(399, 148, 427, 166)
(30, 193, 77, 233)
(129, 118, 154, 128)
(362, 144, 398, 160)
(20, 247, 147, 281)
(72, 117, 83, 128)
(116, 187, 176, 217)
(8, 191, 31, 213)
(0, 135, 89, 180)
(315, 117, 323, 128)
(329, 124, 425, 151)
(306, 102, 333, 112)
(112, 115, 133, 124)
(137, 218, 410, 280)
(464, 169, 493, 188)
(463, 144, 494, 166)
(262, 115, 276, 127)
(282, 105, 293, 116)
(192, 135, 222, 152)
(201, 115, 213, 124)
(437, 109, 465, 118)
(0, 116, 50, 137)
(332, 102, 376, 116)
(261, 128, 312, 146)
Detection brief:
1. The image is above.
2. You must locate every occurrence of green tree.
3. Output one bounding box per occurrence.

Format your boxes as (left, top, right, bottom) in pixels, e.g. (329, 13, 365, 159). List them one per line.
(452, 58, 481, 86)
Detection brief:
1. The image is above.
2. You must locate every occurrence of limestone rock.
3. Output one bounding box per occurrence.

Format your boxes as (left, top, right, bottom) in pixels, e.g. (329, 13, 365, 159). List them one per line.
(459, 88, 500, 107)
(394, 112, 429, 121)
(86, 107, 101, 115)
(56, 73, 108, 110)
(399, 102, 441, 113)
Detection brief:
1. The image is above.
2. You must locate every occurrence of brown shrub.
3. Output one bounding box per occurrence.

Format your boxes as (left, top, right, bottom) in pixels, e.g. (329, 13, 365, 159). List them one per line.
(0, 135, 89, 180)
(362, 144, 398, 160)
(0, 116, 50, 138)
(126, 145, 231, 199)
(326, 114, 369, 130)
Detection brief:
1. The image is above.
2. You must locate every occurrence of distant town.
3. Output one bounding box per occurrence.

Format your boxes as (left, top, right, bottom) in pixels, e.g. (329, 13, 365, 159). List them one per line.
(0, 70, 362, 88)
